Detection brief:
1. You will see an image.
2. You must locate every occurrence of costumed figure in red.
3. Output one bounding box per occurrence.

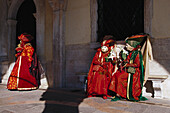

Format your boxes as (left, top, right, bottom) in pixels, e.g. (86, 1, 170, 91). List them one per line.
(7, 33, 40, 90)
(109, 34, 148, 101)
(87, 37, 116, 99)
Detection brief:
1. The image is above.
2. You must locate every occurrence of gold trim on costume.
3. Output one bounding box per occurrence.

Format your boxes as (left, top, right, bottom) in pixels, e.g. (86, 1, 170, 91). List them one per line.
(17, 87, 37, 90)
(17, 56, 22, 87)
(127, 73, 131, 100)
(24, 43, 32, 47)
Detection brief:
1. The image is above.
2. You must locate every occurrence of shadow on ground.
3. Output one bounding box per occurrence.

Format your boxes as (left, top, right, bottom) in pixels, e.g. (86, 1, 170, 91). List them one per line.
(40, 88, 86, 113)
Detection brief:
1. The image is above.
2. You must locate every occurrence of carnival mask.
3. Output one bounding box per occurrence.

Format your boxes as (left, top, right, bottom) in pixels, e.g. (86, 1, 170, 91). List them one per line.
(101, 46, 109, 53)
(126, 43, 134, 51)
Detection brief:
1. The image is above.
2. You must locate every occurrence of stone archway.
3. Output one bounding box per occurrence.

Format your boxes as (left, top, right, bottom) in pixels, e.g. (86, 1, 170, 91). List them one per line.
(7, 0, 25, 62)
(8, 0, 38, 61)
(16, 0, 36, 50)
(7, 0, 67, 88)
(6, 0, 49, 89)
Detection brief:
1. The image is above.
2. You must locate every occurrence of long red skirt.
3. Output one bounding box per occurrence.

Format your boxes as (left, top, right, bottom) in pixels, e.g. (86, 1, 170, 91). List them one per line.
(7, 56, 38, 90)
(109, 69, 142, 100)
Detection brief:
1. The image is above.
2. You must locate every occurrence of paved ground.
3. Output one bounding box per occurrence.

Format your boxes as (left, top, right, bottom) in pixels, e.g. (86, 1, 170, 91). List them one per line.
(1, 84, 170, 113)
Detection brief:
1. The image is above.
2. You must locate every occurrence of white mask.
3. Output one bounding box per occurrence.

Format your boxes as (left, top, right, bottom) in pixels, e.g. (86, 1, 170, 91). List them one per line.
(126, 43, 134, 51)
(101, 46, 109, 53)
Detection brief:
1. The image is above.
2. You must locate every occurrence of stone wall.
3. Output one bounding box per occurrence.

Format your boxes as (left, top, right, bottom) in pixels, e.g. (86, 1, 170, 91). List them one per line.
(65, 0, 91, 45)
(65, 43, 95, 88)
(151, 38, 170, 98)
(148, 0, 170, 99)
(65, 0, 91, 88)
(152, 38, 170, 72)
(152, 0, 170, 37)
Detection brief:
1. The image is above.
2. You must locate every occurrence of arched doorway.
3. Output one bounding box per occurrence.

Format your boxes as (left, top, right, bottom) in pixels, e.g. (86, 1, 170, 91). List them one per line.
(16, 0, 36, 50)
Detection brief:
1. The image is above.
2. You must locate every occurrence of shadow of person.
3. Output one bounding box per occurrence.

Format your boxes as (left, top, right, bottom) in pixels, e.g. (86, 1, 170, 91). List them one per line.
(40, 88, 86, 113)
(144, 80, 154, 98)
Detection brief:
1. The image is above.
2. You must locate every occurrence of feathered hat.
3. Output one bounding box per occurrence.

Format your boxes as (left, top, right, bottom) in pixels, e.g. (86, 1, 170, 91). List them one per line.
(125, 33, 147, 48)
(101, 39, 115, 47)
(18, 33, 34, 42)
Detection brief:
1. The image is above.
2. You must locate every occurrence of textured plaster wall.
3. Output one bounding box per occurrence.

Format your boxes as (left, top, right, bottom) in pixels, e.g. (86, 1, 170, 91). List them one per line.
(65, 0, 93, 88)
(65, 0, 91, 45)
(152, 0, 170, 38)
(151, 0, 170, 99)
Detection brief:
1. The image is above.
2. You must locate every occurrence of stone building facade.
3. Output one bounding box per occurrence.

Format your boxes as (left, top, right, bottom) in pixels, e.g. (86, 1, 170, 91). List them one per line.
(0, 0, 170, 99)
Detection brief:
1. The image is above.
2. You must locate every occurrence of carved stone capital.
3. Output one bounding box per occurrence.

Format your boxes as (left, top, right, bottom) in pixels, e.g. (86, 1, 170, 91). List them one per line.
(48, 0, 68, 12)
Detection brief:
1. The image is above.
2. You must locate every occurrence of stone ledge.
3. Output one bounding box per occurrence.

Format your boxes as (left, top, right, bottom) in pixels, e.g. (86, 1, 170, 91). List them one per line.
(148, 75, 168, 80)
(147, 75, 168, 99)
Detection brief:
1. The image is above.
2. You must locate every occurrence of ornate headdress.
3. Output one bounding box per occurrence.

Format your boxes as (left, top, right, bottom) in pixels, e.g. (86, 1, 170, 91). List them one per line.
(101, 39, 115, 47)
(101, 39, 115, 53)
(18, 33, 34, 42)
(125, 34, 147, 48)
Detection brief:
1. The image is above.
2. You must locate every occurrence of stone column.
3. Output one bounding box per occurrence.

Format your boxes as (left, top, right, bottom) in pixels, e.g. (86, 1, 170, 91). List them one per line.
(90, 0, 98, 43)
(34, 0, 46, 66)
(7, 19, 17, 62)
(90, 0, 100, 49)
(49, 0, 67, 88)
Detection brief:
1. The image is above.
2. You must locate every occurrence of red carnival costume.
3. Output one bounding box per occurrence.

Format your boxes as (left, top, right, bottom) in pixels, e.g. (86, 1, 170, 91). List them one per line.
(7, 33, 40, 90)
(87, 39, 116, 99)
(109, 34, 148, 101)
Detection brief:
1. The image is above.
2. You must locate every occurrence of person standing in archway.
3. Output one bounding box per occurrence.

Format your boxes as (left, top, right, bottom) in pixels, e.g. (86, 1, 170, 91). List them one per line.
(7, 33, 40, 90)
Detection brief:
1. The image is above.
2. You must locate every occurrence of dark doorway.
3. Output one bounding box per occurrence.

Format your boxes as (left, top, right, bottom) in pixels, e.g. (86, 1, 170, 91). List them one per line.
(16, 0, 36, 50)
(97, 0, 144, 42)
